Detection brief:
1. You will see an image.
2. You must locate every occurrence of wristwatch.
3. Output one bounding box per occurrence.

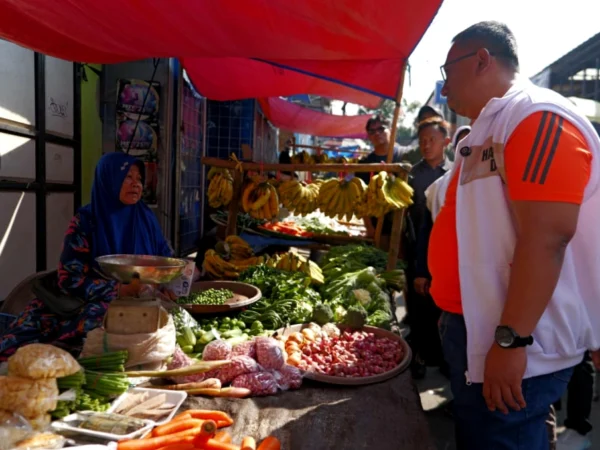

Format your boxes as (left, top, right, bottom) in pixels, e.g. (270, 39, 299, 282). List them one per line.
(494, 326, 534, 349)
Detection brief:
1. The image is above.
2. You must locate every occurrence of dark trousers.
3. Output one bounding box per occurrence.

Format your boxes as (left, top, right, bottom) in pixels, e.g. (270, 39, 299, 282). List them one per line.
(439, 312, 573, 450)
(405, 269, 443, 366)
(554, 351, 595, 436)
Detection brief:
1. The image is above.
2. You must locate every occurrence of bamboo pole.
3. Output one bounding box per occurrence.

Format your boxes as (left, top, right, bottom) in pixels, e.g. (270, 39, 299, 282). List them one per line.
(201, 157, 409, 174)
(385, 65, 408, 271)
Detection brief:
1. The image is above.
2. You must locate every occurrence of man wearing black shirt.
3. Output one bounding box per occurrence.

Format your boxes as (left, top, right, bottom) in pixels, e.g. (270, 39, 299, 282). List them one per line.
(357, 115, 405, 248)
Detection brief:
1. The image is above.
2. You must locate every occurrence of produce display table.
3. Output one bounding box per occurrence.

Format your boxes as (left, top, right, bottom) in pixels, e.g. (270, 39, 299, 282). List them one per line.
(182, 372, 435, 450)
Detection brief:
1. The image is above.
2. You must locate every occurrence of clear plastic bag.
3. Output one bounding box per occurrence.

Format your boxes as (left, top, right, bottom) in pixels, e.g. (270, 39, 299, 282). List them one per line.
(273, 364, 303, 391)
(231, 340, 257, 359)
(0, 412, 65, 450)
(255, 337, 285, 370)
(7, 344, 80, 379)
(216, 356, 259, 384)
(167, 347, 205, 384)
(202, 340, 232, 361)
(0, 376, 58, 419)
(231, 372, 278, 396)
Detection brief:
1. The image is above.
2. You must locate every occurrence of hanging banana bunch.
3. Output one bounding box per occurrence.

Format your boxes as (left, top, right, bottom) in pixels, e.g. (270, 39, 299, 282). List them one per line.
(241, 176, 280, 221)
(277, 180, 320, 216)
(291, 151, 314, 165)
(316, 177, 366, 221)
(363, 172, 414, 218)
(206, 168, 234, 208)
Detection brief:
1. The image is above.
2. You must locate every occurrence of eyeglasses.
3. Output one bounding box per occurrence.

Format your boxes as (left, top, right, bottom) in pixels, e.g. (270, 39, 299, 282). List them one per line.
(367, 126, 386, 136)
(440, 52, 478, 81)
(440, 50, 503, 81)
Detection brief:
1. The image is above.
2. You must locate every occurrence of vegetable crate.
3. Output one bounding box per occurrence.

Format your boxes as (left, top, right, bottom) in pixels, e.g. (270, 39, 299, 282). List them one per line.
(0, 313, 16, 334)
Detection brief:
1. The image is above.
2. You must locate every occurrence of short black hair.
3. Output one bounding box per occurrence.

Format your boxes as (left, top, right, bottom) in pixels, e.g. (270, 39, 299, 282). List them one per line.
(453, 21, 519, 72)
(365, 114, 390, 132)
(417, 105, 444, 122)
(417, 117, 450, 138)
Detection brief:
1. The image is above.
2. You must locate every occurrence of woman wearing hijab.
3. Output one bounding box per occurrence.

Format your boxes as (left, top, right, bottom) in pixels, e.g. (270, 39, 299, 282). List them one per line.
(0, 152, 173, 359)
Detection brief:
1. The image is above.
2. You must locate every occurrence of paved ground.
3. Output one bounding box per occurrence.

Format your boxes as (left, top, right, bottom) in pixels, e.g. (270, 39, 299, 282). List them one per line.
(395, 294, 600, 450)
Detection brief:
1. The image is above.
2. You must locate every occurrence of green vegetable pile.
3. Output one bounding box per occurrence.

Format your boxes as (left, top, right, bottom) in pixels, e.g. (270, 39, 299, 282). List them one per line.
(317, 245, 403, 330)
(237, 265, 321, 329)
(52, 351, 130, 419)
(178, 288, 234, 306)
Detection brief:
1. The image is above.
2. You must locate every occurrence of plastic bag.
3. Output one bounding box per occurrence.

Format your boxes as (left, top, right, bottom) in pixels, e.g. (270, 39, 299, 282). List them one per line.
(273, 364, 303, 391)
(231, 372, 278, 396)
(231, 340, 257, 359)
(216, 356, 259, 384)
(166, 261, 196, 297)
(202, 340, 232, 361)
(0, 412, 64, 450)
(0, 376, 58, 419)
(167, 347, 206, 384)
(255, 337, 285, 370)
(82, 307, 175, 371)
(7, 344, 80, 379)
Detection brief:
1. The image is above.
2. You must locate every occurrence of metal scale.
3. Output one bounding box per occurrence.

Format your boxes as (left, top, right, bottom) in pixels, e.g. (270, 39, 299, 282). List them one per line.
(96, 255, 187, 335)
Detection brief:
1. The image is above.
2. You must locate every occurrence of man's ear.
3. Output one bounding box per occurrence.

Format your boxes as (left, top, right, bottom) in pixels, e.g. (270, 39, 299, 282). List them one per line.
(476, 48, 493, 75)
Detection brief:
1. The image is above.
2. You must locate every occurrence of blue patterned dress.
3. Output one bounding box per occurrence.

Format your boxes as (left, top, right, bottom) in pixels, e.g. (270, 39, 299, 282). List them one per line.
(0, 213, 171, 360)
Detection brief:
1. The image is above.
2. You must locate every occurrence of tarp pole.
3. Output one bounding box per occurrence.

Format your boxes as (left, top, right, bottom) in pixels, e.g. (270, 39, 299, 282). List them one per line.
(386, 64, 409, 270)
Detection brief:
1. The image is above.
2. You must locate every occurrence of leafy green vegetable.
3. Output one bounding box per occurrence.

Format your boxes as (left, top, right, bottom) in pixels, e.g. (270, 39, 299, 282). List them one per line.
(367, 310, 393, 330)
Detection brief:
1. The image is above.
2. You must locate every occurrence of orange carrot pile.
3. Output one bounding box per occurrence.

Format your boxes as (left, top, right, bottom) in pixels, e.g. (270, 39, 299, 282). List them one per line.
(116, 409, 280, 450)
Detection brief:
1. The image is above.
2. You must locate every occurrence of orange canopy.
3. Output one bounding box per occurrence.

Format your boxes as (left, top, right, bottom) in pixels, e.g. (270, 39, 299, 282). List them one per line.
(0, 0, 442, 103)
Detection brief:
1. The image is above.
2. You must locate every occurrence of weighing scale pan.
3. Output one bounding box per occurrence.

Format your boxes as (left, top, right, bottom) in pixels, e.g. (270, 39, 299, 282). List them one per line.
(96, 255, 187, 284)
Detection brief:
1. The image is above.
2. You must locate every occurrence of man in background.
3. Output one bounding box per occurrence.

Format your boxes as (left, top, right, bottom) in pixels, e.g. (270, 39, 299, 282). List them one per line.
(357, 115, 405, 248)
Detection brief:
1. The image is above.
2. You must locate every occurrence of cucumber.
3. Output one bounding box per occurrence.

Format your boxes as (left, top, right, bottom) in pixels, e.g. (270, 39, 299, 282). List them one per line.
(176, 335, 189, 348)
(183, 326, 197, 347)
(194, 328, 204, 338)
(181, 345, 194, 354)
(199, 329, 218, 345)
(221, 329, 243, 339)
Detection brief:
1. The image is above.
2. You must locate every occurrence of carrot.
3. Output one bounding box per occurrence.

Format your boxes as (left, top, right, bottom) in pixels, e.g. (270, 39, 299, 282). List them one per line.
(155, 445, 195, 450)
(152, 419, 205, 437)
(118, 428, 200, 450)
(213, 431, 232, 443)
(256, 437, 281, 450)
(185, 410, 234, 426)
(241, 437, 256, 450)
(192, 420, 218, 447)
(202, 440, 240, 450)
(217, 420, 232, 429)
(170, 412, 193, 422)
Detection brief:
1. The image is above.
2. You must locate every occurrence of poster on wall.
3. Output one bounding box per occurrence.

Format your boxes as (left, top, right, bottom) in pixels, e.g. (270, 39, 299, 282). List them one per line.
(115, 79, 160, 205)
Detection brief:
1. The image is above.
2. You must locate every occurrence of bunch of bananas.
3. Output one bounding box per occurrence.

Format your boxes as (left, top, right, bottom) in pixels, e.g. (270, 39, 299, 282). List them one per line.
(203, 249, 267, 280)
(266, 252, 324, 285)
(313, 153, 329, 164)
(277, 180, 321, 215)
(291, 151, 314, 165)
(241, 177, 280, 221)
(363, 171, 414, 218)
(317, 177, 366, 221)
(223, 235, 253, 260)
(206, 167, 233, 208)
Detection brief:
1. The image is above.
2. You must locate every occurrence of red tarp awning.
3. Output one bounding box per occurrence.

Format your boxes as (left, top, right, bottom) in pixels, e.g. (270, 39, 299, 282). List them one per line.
(181, 58, 382, 108)
(0, 0, 442, 102)
(258, 98, 369, 138)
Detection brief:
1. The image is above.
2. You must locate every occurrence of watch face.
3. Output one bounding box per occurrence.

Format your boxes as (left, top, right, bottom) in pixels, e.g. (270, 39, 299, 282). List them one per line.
(495, 327, 515, 348)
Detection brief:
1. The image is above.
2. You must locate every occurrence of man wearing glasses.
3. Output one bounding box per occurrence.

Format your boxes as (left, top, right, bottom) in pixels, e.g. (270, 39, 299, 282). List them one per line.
(427, 21, 600, 449)
(357, 115, 406, 246)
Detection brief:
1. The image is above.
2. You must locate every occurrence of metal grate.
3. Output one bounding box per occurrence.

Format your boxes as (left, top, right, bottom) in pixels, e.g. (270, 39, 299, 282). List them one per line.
(178, 81, 205, 255)
(206, 100, 254, 160)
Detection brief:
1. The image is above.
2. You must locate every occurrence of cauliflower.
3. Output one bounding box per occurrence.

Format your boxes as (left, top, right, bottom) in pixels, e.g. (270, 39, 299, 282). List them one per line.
(322, 323, 341, 338)
(333, 304, 347, 323)
(352, 289, 371, 307)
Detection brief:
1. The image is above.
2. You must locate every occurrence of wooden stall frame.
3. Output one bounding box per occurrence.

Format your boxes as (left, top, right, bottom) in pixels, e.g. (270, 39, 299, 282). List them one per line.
(201, 156, 409, 269)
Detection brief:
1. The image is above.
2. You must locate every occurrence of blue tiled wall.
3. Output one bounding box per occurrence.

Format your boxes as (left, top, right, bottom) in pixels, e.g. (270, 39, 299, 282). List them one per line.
(206, 99, 255, 160)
